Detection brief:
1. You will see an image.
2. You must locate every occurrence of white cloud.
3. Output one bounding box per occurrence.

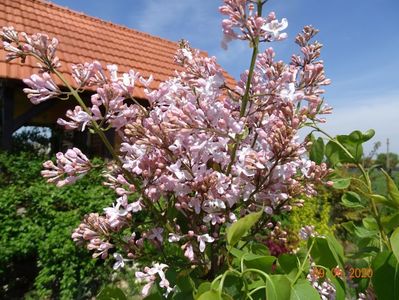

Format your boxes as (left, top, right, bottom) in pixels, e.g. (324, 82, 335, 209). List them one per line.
(129, 0, 220, 45)
(319, 93, 399, 154)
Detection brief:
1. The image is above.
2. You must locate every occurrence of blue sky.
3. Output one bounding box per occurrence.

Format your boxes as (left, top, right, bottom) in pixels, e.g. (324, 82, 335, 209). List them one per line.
(52, 0, 399, 154)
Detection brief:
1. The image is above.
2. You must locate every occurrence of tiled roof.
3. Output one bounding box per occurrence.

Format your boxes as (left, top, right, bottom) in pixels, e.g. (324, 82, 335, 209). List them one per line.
(0, 0, 235, 99)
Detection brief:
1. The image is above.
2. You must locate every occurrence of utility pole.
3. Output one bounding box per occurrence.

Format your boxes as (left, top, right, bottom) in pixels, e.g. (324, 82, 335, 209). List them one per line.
(387, 138, 390, 174)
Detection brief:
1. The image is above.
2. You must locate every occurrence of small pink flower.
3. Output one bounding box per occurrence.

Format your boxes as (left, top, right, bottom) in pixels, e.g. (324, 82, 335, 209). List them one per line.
(135, 263, 172, 297)
(262, 18, 288, 40)
(1, 26, 18, 42)
(23, 73, 60, 104)
(197, 234, 215, 252)
(57, 106, 91, 131)
(148, 227, 164, 243)
(113, 253, 125, 270)
(182, 243, 194, 261)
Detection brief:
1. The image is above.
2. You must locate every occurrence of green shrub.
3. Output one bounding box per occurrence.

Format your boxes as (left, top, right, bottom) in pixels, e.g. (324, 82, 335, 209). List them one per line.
(0, 151, 115, 299)
(286, 189, 336, 249)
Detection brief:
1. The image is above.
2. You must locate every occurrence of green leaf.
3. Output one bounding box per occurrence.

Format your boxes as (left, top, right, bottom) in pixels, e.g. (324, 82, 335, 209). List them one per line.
(222, 274, 244, 299)
(229, 247, 245, 259)
(325, 130, 375, 166)
(325, 141, 349, 166)
(97, 286, 127, 300)
(370, 194, 399, 209)
(372, 251, 399, 300)
(251, 242, 270, 256)
(336, 132, 362, 163)
(361, 129, 376, 142)
(227, 210, 262, 247)
(266, 275, 291, 300)
(323, 268, 346, 300)
(290, 280, 321, 300)
(309, 236, 344, 270)
(278, 254, 299, 280)
(390, 227, 399, 262)
(341, 191, 364, 208)
(381, 169, 399, 207)
(349, 246, 379, 259)
(341, 221, 356, 234)
(243, 254, 276, 273)
(195, 282, 212, 298)
(381, 213, 399, 231)
(175, 272, 195, 293)
(331, 178, 351, 190)
(362, 217, 378, 231)
(325, 233, 345, 260)
(197, 290, 221, 300)
(353, 225, 378, 239)
(309, 137, 325, 164)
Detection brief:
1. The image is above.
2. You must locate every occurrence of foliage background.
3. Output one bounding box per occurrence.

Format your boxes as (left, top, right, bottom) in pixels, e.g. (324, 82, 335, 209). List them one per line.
(0, 150, 115, 299)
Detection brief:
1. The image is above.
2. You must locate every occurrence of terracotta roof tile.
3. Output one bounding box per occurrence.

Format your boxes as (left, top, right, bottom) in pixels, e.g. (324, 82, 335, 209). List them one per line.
(0, 0, 236, 98)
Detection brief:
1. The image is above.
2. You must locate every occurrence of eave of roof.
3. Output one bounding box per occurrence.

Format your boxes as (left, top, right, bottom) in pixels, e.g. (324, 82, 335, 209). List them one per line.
(0, 0, 236, 98)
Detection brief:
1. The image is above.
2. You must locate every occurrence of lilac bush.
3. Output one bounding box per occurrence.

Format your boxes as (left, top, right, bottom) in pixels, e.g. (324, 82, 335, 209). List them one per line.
(1, 0, 331, 296)
(6, 1, 397, 299)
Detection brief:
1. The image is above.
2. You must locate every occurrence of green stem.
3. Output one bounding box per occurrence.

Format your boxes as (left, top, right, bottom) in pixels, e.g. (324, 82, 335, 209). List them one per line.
(53, 70, 119, 161)
(240, 41, 259, 117)
(248, 285, 267, 297)
(226, 0, 263, 175)
(292, 238, 315, 285)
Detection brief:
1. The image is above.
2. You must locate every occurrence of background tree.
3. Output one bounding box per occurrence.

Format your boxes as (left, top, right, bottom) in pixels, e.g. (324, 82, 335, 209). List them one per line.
(363, 141, 381, 168)
(376, 152, 399, 171)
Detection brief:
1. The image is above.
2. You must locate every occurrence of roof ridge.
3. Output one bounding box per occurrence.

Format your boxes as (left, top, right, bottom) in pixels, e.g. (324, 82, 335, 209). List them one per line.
(32, 0, 179, 47)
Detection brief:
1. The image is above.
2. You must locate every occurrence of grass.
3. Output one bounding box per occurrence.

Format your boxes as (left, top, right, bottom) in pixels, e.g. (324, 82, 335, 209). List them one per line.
(370, 170, 399, 195)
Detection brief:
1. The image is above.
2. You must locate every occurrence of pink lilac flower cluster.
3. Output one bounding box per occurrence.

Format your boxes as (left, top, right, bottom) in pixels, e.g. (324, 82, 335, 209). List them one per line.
(71, 213, 113, 259)
(0, 26, 62, 104)
(219, 0, 288, 48)
(41, 147, 91, 187)
(135, 263, 173, 297)
(1, 0, 332, 296)
(264, 221, 289, 256)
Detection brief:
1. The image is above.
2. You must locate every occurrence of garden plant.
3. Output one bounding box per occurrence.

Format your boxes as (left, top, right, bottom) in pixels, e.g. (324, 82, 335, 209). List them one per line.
(2, 0, 399, 299)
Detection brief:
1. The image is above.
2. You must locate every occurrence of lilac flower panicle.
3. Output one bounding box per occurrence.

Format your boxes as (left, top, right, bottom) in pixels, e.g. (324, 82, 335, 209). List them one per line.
(41, 147, 91, 187)
(219, 1, 288, 49)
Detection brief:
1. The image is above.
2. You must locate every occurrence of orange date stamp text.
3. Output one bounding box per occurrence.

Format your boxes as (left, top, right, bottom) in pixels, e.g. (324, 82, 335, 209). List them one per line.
(311, 266, 373, 279)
